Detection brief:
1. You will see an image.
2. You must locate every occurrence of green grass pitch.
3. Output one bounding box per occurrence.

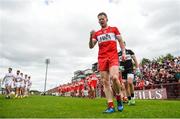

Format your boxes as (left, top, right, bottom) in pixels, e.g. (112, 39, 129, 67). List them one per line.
(0, 95, 180, 118)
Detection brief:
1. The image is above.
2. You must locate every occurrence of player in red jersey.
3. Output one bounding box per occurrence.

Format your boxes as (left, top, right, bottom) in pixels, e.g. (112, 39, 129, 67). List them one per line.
(90, 73, 98, 99)
(89, 12, 126, 113)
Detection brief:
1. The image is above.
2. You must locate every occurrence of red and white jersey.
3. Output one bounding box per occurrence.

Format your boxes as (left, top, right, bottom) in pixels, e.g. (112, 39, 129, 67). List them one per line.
(66, 85, 70, 92)
(75, 83, 79, 91)
(92, 26, 121, 59)
(87, 78, 91, 85)
(91, 74, 98, 81)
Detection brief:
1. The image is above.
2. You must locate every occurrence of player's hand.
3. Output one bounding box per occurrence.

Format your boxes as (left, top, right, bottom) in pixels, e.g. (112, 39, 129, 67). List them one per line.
(135, 68, 141, 76)
(90, 30, 95, 38)
(119, 66, 125, 72)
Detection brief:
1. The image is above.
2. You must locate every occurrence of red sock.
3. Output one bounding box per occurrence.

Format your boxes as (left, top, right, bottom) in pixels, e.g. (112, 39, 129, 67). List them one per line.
(116, 95, 121, 101)
(108, 101, 114, 108)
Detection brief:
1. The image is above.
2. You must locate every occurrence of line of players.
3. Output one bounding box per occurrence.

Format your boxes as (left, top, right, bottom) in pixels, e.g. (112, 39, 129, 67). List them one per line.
(58, 45, 141, 106)
(58, 73, 98, 98)
(2, 67, 32, 99)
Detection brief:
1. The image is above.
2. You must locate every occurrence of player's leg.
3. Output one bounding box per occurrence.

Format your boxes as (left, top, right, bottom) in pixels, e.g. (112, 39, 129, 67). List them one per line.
(27, 86, 29, 96)
(92, 81, 97, 98)
(21, 86, 25, 98)
(91, 86, 94, 98)
(23, 86, 26, 97)
(118, 72, 127, 103)
(7, 85, 11, 98)
(19, 87, 22, 98)
(91, 81, 97, 99)
(99, 58, 115, 113)
(24, 86, 28, 97)
(4, 82, 7, 98)
(79, 89, 81, 97)
(88, 85, 92, 98)
(21, 84, 24, 98)
(110, 66, 123, 112)
(121, 80, 128, 103)
(123, 72, 131, 104)
(101, 71, 115, 113)
(14, 83, 18, 98)
(17, 85, 20, 98)
(15, 87, 19, 98)
(5, 84, 9, 99)
(21, 84, 24, 97)
(125, 80, 131, 104)
(7, 84, 12, 99)
(127, 74, 135, 105)
(17, 83, 21, 98)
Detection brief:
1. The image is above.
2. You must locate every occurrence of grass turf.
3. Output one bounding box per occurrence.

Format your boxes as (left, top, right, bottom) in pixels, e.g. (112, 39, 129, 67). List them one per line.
(0, 95, 180, 118)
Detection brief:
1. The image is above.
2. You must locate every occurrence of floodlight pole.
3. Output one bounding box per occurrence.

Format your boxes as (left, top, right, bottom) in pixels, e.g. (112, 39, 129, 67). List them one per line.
(44, 58, 50, 95)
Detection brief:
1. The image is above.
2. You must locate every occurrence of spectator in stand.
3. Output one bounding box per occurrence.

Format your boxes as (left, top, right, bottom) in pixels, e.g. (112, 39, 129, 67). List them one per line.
(140, 56, 179, 86)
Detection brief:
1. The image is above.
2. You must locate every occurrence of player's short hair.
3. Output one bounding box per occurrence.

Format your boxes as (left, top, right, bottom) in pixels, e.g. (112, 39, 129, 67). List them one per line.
(28, 76, 31, 78)
(97, 12, 108, 18)
(20, 73, 23, 75)
(8, 67, 12, 70)
(17, 70, 20, 73)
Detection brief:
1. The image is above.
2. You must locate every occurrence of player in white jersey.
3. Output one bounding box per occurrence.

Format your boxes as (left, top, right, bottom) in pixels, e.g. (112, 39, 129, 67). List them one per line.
(2, 68, 14, 99)
(20, 73, 25, 98)
(14, 70, 22, 98)
(26, 76, 32, 96)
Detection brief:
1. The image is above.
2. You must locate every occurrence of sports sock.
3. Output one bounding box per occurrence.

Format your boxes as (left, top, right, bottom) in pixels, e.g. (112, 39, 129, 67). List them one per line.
(108, 101, 114, 108)
(131, 93, 134, 98)
(128, 96, 131, 100)
(116, 95, 121, 101)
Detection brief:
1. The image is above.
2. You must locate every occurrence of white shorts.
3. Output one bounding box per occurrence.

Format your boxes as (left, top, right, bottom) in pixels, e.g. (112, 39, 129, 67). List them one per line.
(15, 82, 21, 88)
(20, 83, 25, 88)
(5, 81, 12, 87)
(127, 73, 134, 79)
(83, 90, 88, 96)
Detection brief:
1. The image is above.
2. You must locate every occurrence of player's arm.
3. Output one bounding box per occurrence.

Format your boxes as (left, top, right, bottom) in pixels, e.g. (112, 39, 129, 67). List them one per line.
(89, 30, 97, 49)
(132, 55, 139, 69)
(132, 53, 141, 75)
(13, 75, 15, 82)
(30, 81, 32, 86)
(2, 76, 6, 84)
(117, 35, 126, 60)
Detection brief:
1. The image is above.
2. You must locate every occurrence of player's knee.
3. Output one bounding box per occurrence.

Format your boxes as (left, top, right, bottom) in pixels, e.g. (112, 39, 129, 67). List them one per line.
(110, 75, 118, 81)
(128, 78, 133, 84)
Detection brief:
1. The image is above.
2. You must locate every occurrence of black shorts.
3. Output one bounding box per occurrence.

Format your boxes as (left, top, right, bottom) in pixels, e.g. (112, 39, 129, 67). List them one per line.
(122, 69, 133, 80)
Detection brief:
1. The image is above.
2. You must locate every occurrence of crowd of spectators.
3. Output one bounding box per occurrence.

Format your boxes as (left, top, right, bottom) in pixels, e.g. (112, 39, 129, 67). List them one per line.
(135, 56, 180, 89)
